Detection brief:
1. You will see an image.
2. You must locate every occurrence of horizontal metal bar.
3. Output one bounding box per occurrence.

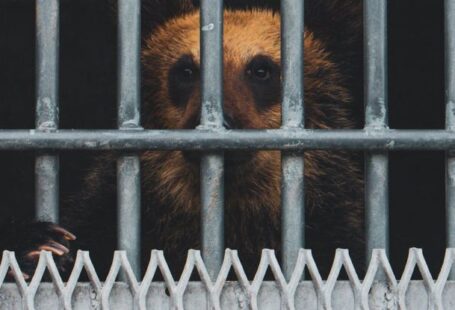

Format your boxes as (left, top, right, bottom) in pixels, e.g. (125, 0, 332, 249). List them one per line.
(1, 129, 455, 151)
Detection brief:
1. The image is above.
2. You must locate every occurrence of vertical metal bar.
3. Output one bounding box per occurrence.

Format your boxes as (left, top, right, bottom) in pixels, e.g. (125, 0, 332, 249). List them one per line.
(117, 156, 141, 273)
(117, 0, 141, 277)
(281, 0, 305, 280)
(364, 0, 389, 262)
(200, 0, 224, 280)
(445, 0, 455, 279)
(35, 0, 60, 222)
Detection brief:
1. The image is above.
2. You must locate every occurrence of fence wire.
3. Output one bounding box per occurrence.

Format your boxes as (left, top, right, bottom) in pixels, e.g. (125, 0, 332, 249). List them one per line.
(1, 248, 455, 309)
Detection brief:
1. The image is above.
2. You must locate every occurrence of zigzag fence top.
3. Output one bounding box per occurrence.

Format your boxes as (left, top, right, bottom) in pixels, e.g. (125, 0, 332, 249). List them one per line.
(0, 248, 455, 309)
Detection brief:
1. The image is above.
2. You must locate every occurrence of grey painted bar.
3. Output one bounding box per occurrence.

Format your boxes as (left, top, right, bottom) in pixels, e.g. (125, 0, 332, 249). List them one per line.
(22, 125, 455, 152)
(117, 0, 142, 277)
(35, 0, 60, 222)
(364, 0, 389, 264)
(200, 0, 225, 281)
(280, 0, 305, 280)
(446, 0, 455, 279)
(116, 156, 141, 277)
(5, 129, 455, 150)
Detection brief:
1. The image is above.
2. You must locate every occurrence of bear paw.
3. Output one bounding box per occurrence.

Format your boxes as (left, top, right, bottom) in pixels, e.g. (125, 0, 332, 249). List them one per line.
(1, 221, 76, 281)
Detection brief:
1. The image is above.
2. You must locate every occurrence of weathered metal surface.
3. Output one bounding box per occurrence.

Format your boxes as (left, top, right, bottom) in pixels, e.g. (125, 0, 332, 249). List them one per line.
(364, 0, 388, 129)
(35, 155, 60, 222)
(117, 0, 141, 129)
(117, 157, 141, 278)
(36, 0, 59, 131)
(200, 0, 225, 281)
(3, 281, 450, 310)
(200, 153, 225, 282)
(117, 0, 142, 277)
(364, 0, 389, 265)
(2, 249, 455, 309)
(281, 0, 305, 281)
(5, 129, 455, 150)
(35, 0, 60, 222)
(445, 0, 455, 281)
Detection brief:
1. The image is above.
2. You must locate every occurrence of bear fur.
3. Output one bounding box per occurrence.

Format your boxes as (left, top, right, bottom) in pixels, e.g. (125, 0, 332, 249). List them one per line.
(1, 0, 364, 279)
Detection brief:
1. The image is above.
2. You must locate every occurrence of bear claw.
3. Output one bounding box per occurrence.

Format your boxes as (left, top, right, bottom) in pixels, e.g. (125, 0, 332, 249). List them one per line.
(51, 226, 76, 241)
(25, 241, 70, 260)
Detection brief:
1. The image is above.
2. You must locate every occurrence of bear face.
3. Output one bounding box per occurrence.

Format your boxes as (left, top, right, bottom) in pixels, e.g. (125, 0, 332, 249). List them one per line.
(142, 10, 354, 131)
(140, 9, 358, 213)
(136, 10, 363, 272)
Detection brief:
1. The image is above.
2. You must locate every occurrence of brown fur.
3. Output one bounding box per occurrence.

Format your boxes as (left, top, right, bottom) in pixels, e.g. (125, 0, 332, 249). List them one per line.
(65, 9, 364, 277)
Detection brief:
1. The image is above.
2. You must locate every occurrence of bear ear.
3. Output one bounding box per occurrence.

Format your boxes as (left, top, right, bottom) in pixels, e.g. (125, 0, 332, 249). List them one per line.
(109, 0, 196, 36)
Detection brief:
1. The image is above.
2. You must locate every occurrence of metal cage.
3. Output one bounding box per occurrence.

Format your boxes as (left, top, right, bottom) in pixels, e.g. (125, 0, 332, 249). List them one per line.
(1, 0, 455, 308)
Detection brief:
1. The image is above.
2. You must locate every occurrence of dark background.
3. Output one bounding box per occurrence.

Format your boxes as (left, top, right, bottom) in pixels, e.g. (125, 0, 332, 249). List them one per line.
(0, 0, 446, 276)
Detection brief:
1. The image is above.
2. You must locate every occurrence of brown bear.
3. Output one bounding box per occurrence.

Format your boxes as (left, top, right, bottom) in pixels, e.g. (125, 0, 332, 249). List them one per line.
(1, 0, 364, 279)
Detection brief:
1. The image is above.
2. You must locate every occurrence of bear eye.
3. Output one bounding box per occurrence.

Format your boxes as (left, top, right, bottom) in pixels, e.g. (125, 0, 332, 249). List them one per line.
(168, 54, 199, 107)
(246, 55, 276, 82)
(170, 54, 199, 84)
(245, 55, 281, 109)
(249, 67, 270, 80)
